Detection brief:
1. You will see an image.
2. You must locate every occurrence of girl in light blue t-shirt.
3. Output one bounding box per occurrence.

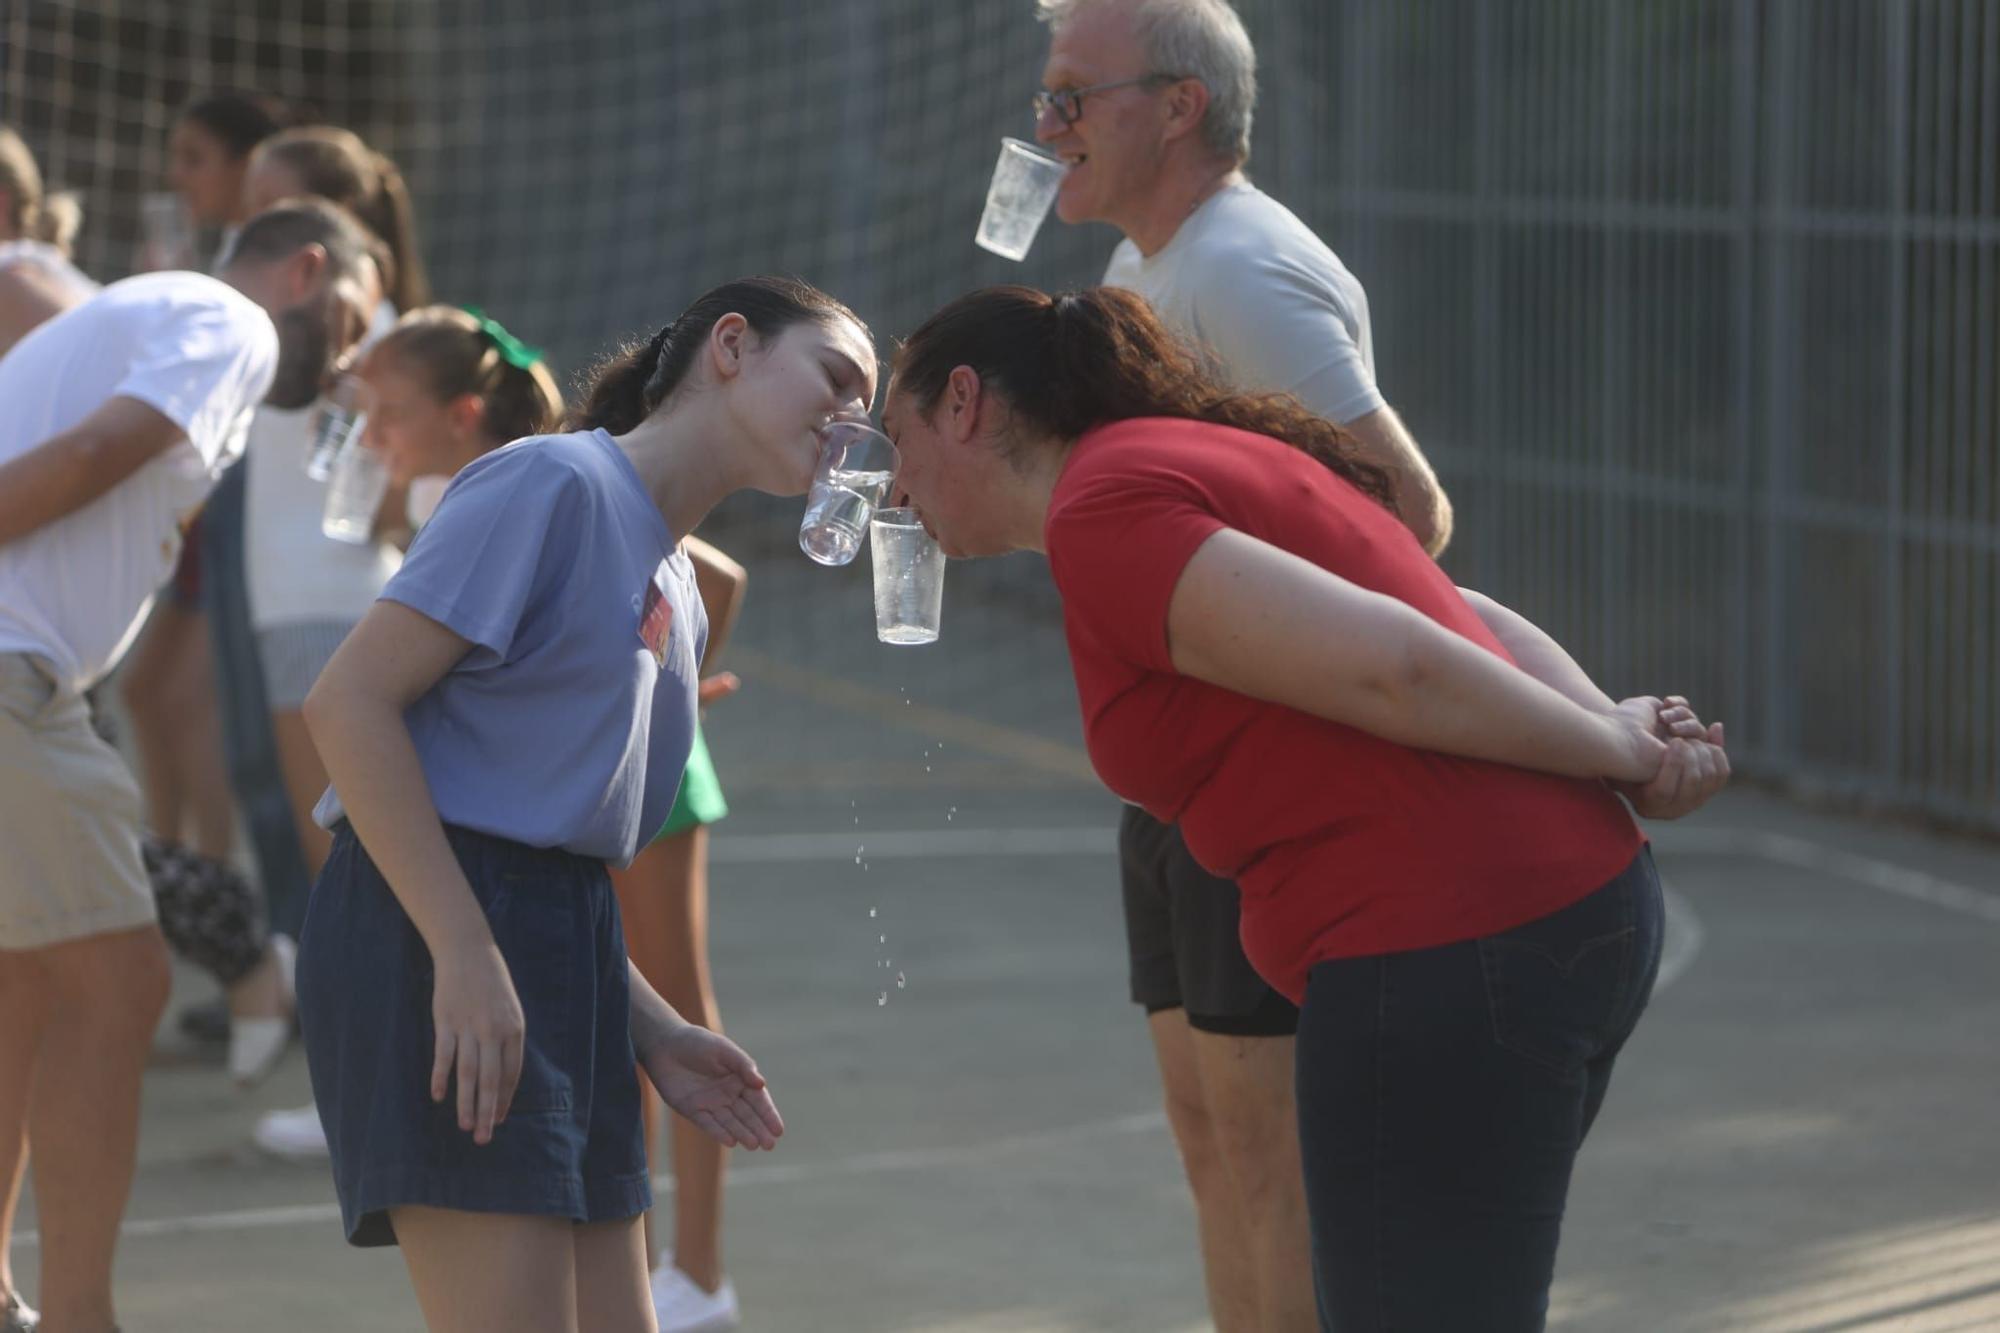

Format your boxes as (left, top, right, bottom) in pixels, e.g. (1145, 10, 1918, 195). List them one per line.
(295, 276, 878, 1332)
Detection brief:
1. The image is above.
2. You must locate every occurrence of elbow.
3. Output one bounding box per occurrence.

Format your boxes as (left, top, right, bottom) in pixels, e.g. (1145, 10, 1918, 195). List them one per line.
(1408, 483, 1454, 558)
(1351, 620, 1435, 725)
(299, 673, 347, 748)
(1420, 492, 1454, 558)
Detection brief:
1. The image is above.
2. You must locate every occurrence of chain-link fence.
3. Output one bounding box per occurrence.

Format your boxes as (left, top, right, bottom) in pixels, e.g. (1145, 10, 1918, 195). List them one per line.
(6, 0, 1997, 826)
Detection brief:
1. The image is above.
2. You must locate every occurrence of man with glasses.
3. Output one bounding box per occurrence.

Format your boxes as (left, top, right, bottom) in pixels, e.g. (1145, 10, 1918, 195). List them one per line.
(1030, 2, 1453, 1330)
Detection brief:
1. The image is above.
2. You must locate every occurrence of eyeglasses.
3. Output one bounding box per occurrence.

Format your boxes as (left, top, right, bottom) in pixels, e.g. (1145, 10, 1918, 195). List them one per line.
(1031, 73, 1189, 127)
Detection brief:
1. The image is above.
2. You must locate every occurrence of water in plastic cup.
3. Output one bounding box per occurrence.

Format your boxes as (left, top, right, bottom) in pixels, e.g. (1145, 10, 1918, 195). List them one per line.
(800, 420, 900, 566)
(974, 138, 1068, 262)
(306, 377, 369, 480)
(869, 507, 945, 645)
(138, 191, 194, 270)
(321, 435, 391, 544)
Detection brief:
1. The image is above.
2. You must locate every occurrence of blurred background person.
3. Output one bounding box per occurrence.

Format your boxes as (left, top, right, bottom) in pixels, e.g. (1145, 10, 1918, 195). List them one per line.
(160, 90, 297, 268)
(243, 124, 430, 314)
(0, 125, 96, 357)
(197, 122, 426, 1082)
(0, 197, 380, 1333)
(121, 91, 298, 1055)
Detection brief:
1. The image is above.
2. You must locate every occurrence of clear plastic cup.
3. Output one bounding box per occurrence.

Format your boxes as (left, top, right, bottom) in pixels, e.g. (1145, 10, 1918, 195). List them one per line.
(799, 420, 901, 566)
(974, 138, 1068, 261)
(321, 435, 391, 545)
(138, 191, 195, 271)
(869, 507, 945, 645)
(306, 376, 369, 480)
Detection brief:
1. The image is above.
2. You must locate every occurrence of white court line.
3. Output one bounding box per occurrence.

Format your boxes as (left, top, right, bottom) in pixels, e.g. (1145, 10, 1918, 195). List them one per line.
(10, 1112, 1168, 1249)
(1656, 881, 1704, 995)
(710, 826, 1115, 863)
(12, 827, 1793, 1252)
(718, 826, 1708, 992)
(1661, 827, 2000, 927)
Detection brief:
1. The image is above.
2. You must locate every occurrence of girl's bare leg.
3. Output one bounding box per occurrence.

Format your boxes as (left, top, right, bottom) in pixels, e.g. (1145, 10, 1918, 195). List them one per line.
(391, 1207, 580, 1333)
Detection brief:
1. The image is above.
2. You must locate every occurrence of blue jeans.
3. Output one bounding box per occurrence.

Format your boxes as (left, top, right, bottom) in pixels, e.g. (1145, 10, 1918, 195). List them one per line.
(1294, 848, 1663, 1332)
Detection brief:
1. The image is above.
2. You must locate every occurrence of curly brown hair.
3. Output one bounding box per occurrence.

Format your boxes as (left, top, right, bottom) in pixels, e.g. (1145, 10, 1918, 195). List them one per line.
(891, 284, 1396, 512)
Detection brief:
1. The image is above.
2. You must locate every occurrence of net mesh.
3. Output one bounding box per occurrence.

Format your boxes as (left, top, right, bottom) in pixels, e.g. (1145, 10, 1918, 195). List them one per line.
(6, 1, 2000, 822)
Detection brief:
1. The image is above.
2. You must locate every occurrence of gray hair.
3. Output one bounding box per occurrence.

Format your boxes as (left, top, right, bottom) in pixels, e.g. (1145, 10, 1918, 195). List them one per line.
(1035, 0, 1257, 165)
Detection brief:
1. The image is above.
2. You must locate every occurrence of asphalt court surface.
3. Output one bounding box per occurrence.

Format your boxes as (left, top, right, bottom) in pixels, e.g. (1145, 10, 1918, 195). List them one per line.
(12, 561, 2000, 1331)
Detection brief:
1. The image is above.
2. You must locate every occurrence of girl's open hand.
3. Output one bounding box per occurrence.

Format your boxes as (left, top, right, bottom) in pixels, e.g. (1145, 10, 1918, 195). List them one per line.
(639, 1024, 784, 1151)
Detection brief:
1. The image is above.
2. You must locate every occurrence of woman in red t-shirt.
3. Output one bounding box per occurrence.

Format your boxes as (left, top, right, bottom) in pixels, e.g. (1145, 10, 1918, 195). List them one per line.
(880, 285, 1729, 1331)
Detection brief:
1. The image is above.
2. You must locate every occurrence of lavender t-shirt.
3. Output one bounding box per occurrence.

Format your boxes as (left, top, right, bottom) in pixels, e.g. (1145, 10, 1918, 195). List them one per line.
(314, 429, 706, 867)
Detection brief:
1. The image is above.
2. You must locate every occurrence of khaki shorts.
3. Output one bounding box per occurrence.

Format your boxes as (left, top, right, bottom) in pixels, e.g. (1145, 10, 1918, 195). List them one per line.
(0, 653, 156, 948)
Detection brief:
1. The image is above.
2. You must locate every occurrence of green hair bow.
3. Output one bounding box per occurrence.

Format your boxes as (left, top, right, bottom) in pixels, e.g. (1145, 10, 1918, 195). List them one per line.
(460, 306, 543, 371)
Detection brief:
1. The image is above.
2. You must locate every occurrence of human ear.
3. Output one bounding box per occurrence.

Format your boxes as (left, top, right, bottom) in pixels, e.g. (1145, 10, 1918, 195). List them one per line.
(288, 242, 329, 301)
(446, 392, 484, 440)
(945, 365, 984, 443)
(1162, 78, 1212, 145)
(708, 313, 751, 381)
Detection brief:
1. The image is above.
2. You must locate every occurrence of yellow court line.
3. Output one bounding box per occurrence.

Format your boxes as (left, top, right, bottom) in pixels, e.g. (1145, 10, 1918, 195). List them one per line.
(726, 645, 1099, 784)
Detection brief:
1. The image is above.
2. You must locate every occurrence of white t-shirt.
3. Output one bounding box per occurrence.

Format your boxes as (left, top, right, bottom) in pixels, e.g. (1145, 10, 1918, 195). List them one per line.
(244, 300, 403, 631)
(1101, 182, 1386, 427)
(243, 409, 404, 631)
(0, 239, 100, 305)
(0, 272, 277, 690)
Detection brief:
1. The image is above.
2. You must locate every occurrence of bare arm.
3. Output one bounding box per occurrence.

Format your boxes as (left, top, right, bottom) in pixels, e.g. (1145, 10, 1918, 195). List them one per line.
(684, 534, 746, 671)
(0, 396, 187, 547)
(303, 600, 524, 1143)
(629, 956, 784, 1150)
(1340, 404, 1454, 557)
(1458, 587, 1615, 713)
(303, 601, 485, 952)
(1458, 587, 1735, 819)
(1166, 528, 1662, 782)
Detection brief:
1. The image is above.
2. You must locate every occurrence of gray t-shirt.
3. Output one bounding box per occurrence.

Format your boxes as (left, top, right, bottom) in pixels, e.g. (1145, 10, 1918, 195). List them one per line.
(314, 429, 706, 867)
(1102, 182, 1385, 427)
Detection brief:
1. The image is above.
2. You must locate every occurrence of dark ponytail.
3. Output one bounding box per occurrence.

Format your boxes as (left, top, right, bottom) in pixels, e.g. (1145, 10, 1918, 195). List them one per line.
(571, 325, 675, 435)
(892, 284, 1396, 510)
(570, 275, 865, 434)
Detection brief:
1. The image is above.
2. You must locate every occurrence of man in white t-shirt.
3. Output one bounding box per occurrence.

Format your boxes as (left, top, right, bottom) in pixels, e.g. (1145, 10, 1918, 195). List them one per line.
(0, 198, 380, 1333)
(1027, 3, 1454, 1330)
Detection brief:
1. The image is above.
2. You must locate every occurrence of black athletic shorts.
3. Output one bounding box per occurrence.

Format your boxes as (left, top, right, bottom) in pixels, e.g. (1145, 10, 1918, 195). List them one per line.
(1119, 805, 1299, 1037)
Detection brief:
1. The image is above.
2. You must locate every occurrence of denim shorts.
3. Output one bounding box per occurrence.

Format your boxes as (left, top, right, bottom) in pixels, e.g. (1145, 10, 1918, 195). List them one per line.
(296, 823, 652, 1247)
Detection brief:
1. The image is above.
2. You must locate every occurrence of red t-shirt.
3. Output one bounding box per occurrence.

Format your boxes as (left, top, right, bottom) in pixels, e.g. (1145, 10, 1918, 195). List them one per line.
(1044, 418, 1643, 1003)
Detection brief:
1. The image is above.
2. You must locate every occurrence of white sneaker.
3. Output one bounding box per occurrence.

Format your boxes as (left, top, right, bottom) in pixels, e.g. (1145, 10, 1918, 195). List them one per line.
(253, 1103, 329, 1159)
(229, 935, 298, 1086)
(651, 1265, 739, 1333)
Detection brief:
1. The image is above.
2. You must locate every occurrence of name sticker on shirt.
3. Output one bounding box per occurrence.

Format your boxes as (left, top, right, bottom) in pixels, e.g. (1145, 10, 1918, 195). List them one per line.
(637, 561, 674, 668)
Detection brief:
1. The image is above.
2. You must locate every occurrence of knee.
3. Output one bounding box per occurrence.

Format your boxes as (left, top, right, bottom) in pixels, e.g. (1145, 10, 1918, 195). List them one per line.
(1208, 1099, 1307, 1210)
(1161, 1086, 1228, 1196)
